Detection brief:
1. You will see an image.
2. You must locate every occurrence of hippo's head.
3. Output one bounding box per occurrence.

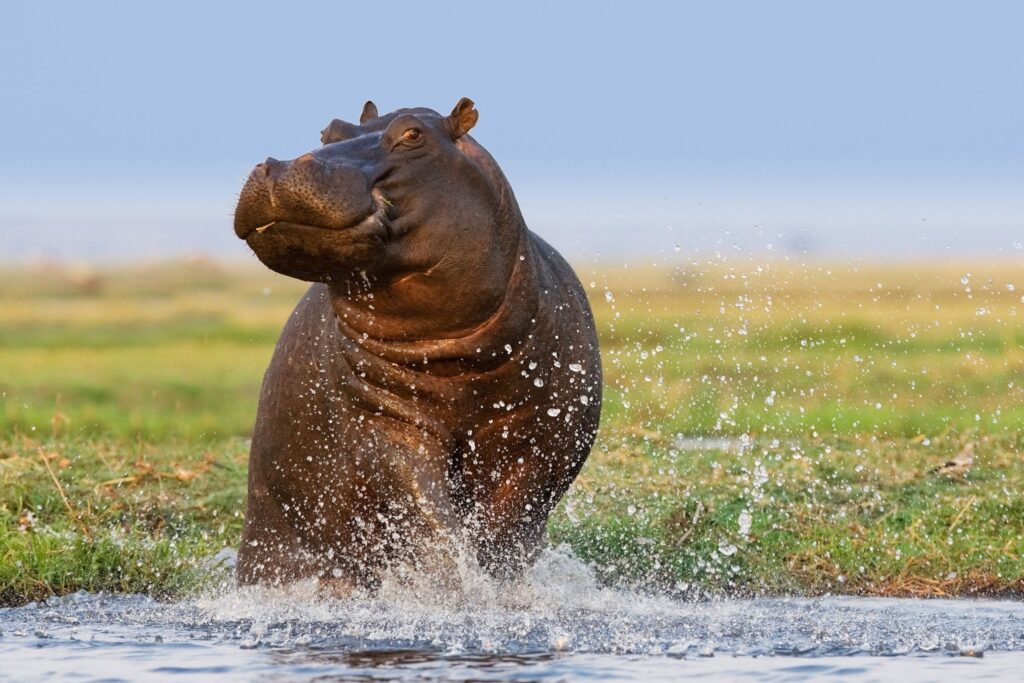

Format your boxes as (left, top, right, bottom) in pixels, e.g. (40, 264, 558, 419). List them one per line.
(234, 98, 515, 284)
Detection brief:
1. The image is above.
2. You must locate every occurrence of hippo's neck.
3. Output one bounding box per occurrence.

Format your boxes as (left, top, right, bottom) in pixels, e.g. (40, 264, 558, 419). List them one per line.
(329, 235, 541, 372)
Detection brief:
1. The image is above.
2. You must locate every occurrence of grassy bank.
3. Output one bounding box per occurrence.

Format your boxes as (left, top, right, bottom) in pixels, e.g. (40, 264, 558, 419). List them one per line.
(1, 258, 1022, 604)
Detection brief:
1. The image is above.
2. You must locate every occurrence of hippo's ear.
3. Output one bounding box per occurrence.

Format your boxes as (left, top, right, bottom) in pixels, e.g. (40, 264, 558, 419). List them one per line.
(321, 119, 357, 145)
(360, 101, 379, 124)
(447, 97, 478, 139)
(321, 119, 343, 144)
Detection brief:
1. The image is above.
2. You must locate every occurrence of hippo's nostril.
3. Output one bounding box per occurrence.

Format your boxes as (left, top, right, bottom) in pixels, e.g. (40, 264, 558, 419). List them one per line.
(258, 157, 287, 183)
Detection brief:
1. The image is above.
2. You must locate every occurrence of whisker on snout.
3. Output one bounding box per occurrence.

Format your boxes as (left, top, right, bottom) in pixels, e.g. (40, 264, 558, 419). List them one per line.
(372, 188, 393, 209)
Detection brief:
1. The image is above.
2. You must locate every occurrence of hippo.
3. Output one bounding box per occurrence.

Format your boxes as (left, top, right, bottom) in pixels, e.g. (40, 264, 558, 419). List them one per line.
(232, 98, 601, 589)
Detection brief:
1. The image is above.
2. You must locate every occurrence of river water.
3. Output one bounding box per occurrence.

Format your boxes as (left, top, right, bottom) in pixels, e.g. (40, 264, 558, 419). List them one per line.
(2, 550, 1022, 682)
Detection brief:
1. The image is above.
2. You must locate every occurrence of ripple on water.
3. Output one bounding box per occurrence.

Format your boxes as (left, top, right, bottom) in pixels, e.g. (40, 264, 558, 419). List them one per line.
(1, 548, 1023, 681)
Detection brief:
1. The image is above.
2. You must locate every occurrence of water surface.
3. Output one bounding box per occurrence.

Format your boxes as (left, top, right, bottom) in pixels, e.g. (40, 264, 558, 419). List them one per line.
(2, 551, 1022, 681)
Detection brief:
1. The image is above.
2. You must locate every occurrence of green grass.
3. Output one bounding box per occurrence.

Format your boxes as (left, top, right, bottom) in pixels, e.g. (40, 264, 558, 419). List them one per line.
(551, 431, 1024, 597)
(0, 438, 247, 604)
(1, 258, 1023, 604)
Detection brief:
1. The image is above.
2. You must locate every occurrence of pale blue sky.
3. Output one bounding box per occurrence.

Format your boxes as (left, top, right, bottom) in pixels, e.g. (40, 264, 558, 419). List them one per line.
(1, 1, 1021, 260)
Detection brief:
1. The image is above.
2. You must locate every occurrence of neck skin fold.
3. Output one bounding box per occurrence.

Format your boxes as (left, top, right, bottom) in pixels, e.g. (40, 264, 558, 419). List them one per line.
(329, 230, 540, 369)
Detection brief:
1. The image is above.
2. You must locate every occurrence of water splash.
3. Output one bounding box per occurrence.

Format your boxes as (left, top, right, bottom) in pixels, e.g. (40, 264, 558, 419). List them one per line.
(6, 547, 1023, 657)
(3, 547, 1024, 680)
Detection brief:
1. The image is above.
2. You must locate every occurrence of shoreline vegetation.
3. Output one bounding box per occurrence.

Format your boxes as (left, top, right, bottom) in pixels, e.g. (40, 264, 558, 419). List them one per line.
(2, 258, 1022, 605)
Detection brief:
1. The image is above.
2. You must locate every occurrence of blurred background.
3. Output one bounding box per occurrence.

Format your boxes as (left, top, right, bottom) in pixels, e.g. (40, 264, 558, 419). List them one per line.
(2, 1, 1024, 603)
(2, 0, 1021, 263)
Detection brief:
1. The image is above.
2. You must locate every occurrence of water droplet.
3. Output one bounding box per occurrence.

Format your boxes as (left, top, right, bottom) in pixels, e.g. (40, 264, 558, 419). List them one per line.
(547, 408, 561, 417)
(738, 510, 752, 536)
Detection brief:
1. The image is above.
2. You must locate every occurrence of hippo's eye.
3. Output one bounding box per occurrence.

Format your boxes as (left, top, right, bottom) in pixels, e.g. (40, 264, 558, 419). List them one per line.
(400, 128, 422, 143)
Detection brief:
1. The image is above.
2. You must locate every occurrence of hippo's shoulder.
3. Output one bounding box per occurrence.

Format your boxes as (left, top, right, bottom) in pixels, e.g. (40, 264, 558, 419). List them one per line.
(527, 232, 582, 290)
(273, 283, 335, 349)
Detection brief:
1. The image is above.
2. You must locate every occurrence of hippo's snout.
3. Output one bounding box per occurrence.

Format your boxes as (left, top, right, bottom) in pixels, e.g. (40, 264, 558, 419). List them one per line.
(233, 150, 391, 283)
(234, 155, 376, 240)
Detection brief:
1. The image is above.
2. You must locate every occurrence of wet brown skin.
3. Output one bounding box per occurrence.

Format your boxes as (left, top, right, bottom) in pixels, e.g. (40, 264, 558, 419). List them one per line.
(233, 99, 601, 587)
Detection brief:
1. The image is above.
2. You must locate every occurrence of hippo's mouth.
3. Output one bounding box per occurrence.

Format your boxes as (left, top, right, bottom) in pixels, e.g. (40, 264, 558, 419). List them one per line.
(238, 204, 394, 282)
(239, 207, 389, 242)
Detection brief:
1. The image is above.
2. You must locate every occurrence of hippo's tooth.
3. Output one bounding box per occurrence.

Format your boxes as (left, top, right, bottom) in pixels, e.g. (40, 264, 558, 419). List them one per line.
(254, 222, 276, 234)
